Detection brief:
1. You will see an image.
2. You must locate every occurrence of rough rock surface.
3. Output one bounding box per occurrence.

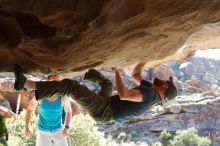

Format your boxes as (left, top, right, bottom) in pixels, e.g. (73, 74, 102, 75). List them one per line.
(0, 93, 15, 118)
(185, 78, 212, 93)
(0, 0, 220, 74)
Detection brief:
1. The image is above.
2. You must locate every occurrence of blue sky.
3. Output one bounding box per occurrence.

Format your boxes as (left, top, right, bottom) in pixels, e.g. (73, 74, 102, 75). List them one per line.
(194, 49, 220, 60)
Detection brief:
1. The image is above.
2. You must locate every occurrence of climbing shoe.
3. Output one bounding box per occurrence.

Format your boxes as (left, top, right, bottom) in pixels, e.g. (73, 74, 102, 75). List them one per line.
(14, 64, 27, 90)
(84, 69, 106, 84)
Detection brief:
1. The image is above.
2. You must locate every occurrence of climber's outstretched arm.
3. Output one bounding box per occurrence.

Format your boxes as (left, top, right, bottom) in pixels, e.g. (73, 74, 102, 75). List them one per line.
(132, 62, 146, 84)
(112, 67, 142, 102)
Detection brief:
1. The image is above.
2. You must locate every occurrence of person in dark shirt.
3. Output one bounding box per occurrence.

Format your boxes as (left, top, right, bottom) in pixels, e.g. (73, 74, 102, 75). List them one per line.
(13, 62, 177, 123)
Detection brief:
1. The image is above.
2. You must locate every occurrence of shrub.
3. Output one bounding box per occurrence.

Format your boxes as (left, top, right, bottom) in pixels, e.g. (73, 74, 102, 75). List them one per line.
(160, 130, 172, 146)
(69, 114, 106, 146)
(6, 109, 38, 146)
(116, 132, 127, 144)
(157, 128, 211, 146)
(0, 117, 5, 138)
(184, 91, 194, 96)
(211, 84, 220, 93)
(170, 127, 211, 146)
(151, 141, 162, 146)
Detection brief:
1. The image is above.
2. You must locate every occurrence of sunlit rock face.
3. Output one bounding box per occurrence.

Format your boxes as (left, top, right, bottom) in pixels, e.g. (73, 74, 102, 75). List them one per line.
(0, 0, 220, 74)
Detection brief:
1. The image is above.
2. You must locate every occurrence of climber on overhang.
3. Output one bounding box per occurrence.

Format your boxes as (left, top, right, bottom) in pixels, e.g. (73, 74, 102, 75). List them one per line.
(13, 62, 177, 123)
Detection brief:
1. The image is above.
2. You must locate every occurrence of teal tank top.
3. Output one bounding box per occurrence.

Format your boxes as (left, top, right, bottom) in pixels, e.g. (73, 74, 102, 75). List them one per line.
(38, 96, 63, 131)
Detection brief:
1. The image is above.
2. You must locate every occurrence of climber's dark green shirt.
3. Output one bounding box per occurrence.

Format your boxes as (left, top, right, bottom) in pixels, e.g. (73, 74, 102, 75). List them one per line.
(110, 80, 161, 123)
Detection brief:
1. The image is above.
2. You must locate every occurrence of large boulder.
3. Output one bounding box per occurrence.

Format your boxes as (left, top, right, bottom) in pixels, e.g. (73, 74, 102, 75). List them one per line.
(179, 62, 196, 77)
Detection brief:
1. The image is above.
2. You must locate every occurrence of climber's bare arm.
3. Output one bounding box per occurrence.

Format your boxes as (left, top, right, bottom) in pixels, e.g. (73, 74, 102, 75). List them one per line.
(132, 62, 146, 84)
(113, 68, 142, 102)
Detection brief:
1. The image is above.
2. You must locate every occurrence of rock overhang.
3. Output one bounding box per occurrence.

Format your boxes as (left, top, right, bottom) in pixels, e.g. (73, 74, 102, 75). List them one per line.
(0, 0, 220, 77)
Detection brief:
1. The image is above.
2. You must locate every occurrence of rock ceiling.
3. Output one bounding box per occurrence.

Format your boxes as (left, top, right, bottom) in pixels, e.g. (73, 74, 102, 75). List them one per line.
(0, 0, 220, 76)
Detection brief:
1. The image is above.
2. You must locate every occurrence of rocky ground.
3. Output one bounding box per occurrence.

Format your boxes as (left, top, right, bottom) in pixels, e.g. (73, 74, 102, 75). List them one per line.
(98, 95, 220, 146)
